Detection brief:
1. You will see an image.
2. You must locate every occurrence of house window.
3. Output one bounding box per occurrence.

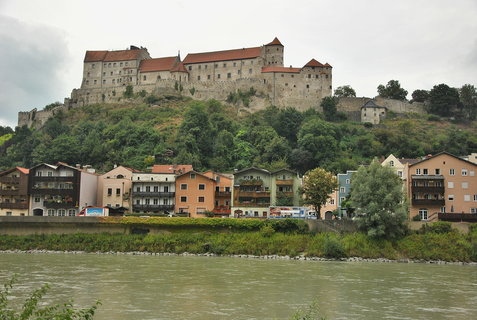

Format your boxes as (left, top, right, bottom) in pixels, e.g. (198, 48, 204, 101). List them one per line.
(471, 208, 477, 214)
(249, 69, 252, 74)
(47, 209, 55, 216)
(217, 74, 221, 79)
(198, 184, 205, 190)
(198, 196, 205, 203)
(389, 161, 395, 167)
(464, 195, 471, 202)
(440, 207, 446, 213)
(435, 168, 440, 175)
(207, 75, 211, 80)
(146, 186, 150, 192)
(116, 188, 121, 195)
(34, 197, 40, 203)
(227, 73, 231, 79)
(398, 171, 403, 177)
(188, 66, 192, 71)
(58, 209, 66, 216)
(153, 199, 158, 205)
(197, 76, 201, 80)
(68, 209, 76, 216)
(346, 179, 350, 185)
(340, 187, 345, 193)
(330, 199, 335, 205)
(107, 188, 112, 196)
(180, 196, 187, 202)
(180, 184, 187, 190)
(143, 75, 146, 81)
(450, 168, 455, 176)
(6, 212, 12, 216)
(462, 182, 468, 189)
(416, 169, 421, 175)
(423, 169, 428, 175)
(470, 170, 475, 176)
(474, 194, 477, 201)
(462, 169, 468, 176)
(448, 195, 454, 201)
(419, 209, 428, 221)
(225, 187, 230, 192)
(145, 199, 150, 205)
(448, 182, 454, 188)
(190, 173, 196, 179)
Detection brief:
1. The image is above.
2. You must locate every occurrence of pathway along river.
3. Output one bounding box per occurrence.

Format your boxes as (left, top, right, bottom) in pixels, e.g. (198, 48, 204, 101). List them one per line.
(1, 253, 476, 319)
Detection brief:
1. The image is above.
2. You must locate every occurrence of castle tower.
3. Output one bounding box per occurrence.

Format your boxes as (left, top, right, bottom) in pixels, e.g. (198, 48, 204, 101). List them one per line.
(263, 37, 284, 67)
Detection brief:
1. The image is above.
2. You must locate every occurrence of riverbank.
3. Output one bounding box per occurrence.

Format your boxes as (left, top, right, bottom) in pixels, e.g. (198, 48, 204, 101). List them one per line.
(1, 228, 476, 263)
(1, 249, 476, 266)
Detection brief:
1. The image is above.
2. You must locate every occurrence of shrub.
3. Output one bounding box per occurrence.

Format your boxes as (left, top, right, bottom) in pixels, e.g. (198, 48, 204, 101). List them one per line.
(260, 225, 276, 238)
(323, 235, 345, 258)
(412, 214, 421, 221)
(420, 221, 453, 234)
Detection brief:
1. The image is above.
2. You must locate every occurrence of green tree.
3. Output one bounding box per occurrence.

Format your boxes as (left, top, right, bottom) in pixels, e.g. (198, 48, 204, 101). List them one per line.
(301, 168, 338, 218)
(411, 89, 429, 103)
(334, 85, 356, 98)
(377, 80, 408, 100)
(427, 84, 461, 117)
(320, 96, 339, 121)
(349, 160, 408, 239)
(123, 85, 134, 98)
(1, 276, 100, 320)
(459, 84, 477, 120)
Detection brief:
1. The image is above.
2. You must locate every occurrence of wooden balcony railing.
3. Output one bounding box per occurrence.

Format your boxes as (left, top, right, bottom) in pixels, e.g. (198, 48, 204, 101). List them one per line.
(412, 199, 445, 206)
(0, 202, 28, 209)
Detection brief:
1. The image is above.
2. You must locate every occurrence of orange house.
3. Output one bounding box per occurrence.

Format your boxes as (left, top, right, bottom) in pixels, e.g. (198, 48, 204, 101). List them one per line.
(203, 171, 233, 216)
(175, 171, 216, 217)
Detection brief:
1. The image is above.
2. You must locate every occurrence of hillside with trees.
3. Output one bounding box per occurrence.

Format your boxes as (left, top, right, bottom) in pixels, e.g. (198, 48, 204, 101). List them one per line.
(0, 85, 476, 173)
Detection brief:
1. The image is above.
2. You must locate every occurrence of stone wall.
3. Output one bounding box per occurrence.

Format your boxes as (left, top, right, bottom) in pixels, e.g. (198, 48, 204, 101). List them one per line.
(17, 105, 68, 129)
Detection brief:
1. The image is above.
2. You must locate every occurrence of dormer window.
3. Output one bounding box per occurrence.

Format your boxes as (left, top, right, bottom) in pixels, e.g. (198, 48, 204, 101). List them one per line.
(389, 161, 394, 167)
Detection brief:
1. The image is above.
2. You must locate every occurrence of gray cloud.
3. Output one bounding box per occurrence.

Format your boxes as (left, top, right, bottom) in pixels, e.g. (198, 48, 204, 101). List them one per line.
(0, 14, 69, 127)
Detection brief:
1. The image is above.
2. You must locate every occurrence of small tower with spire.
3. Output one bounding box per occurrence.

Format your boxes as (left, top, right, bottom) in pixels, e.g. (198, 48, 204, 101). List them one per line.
(263, 37, 284, 67)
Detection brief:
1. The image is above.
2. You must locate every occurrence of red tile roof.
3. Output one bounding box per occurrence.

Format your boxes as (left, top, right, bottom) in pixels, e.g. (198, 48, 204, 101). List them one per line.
(261, 66, 301, 73)
(324, 63, 332, 68)
(170, 61, 188, 73)
(17, 167, 29, 174)
(304, 59, 324, 67)
(266, 37, 283, 46)
(139, 57, 178, 73)
(84, 49, 143, 62)
(183, 47, 261, 64)
(151, 165, 193, 174)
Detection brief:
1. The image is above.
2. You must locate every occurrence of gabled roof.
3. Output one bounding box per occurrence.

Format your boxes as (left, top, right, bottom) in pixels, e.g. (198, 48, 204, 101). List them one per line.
(151, 164, 193, 174)
(234, 167, 270, 175)
(139, 57, 178, 73)
(0, 167, 29, 176)
(202, 170, 233, 180)
(324, 63, 332, 68)
(170, 61, 188, 73)
(84, 49, 144, 62)
(271, 168, 298, 175)
(261, 66, 301, 73)
(409, 151, 477, 168)
(304, 59, 324, 67)
(361, 99, 386, 109)
(183, 47, 261, 64)
(266, 37, 283, 46)
(175, 170, 215, 181)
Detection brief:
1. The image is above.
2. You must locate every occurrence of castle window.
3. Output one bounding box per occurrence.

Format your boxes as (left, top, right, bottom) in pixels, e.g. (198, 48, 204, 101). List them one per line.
(86, 80, 89, 85)
(251, 61, 254, 65)
(157, 75, 161, 80)
(215, 64, 218, 68)
(316, 75, 319, 79)
(223, 63, 226, 67)
(205, 65, 207, 69)
(329, 85, 332, 89)
(143, 75, 146, 81)
(198, 65, 201, 70)
(188, 66, 192, 71)
(92, 64, 95, 69)
(217, 74, 221, 79)
(281, 74, 284, 77)
(110, 72, 113, 76)
(233, 62, 236, 67)
(103, 72, 105, 76)
(227, 73, 231, 79)
(238, 70, 241, 75)
(103, 80, 106, 84)
(306, 84, 309, 89)
(104, 63, 106, 67)
(113, 63, 116, 67)
(207, 75, 211, 80)
(119, 71, 121, 75)
(120, 62, 123, 67)
(291, 75, 294, 78)
(94, 80, 97, 84)
(108, 63, 111, 67)
(249, 69, 252, 74)
(308, 74, 311, 78)
(326, 75, 329, 79)
(112, 79, 115, 83)
(197, 76, 201, 80)
(285, 83, 288, 86)
(125, 62, 128, 66)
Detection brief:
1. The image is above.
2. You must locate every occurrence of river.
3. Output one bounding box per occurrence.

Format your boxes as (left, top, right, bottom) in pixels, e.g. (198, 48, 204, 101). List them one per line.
(0, 253, 476, 319)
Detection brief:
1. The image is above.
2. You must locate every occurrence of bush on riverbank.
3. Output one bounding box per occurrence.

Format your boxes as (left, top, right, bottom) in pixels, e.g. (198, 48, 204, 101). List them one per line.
(1, 228, 476, 262)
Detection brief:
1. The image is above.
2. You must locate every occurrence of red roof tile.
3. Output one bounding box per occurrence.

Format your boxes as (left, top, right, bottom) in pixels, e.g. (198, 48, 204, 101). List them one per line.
(16, 167, 29, 174)
(84, 49, 143, 62)
(151, 165, 193, 174)
(183, 47, 261, 64)
(84, 51, 108, 62)
(139, 57, 178, 73)
(304, 59, 324, 67)
(261, 66, 301, 73)
(266, 37, 283, 46)
(170, 61, 188, 73)
(324, 63, 332, 67)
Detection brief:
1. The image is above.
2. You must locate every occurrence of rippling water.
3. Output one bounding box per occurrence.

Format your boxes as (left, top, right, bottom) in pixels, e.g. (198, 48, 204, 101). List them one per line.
(1, 253, 476, 319)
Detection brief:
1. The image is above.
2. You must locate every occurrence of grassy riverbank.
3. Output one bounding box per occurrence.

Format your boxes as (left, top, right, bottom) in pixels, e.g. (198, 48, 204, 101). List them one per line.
(1, 222, 476, 262)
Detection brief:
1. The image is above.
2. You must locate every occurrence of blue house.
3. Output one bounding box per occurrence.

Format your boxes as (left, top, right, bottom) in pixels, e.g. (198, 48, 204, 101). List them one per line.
(337, 170, 356, 218)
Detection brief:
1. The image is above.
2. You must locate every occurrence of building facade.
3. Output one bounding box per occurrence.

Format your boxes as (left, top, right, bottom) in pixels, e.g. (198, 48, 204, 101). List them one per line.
(97, 166, 136, 211)
(131, 172, 175, 214)
(175, 171, 217, 218)
(407, 152, 477, 221)
(0, 167, 29, 216)
(337, 170, 356, 217)
(28, 163, 97, 216)
(361, 100, 387, 124)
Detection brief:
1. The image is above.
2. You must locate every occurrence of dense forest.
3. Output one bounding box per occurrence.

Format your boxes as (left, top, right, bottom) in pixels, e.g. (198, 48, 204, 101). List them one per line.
(0, 92, 476, 174)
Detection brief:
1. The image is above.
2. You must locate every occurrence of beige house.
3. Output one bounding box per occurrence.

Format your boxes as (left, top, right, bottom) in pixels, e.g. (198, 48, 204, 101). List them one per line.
(407, 152, 477, 221)
(97, 166, 137, 212)
(361, 100, 387, 124)
(381, 154, 419, 195)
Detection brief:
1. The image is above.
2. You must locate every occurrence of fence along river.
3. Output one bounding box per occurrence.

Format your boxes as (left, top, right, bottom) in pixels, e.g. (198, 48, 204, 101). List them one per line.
(1, 253, 476, 319)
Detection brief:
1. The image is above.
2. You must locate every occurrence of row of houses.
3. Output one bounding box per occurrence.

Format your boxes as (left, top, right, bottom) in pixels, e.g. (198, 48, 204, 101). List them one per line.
(0, 164, 303, 218)
(1, 152, 476, 221)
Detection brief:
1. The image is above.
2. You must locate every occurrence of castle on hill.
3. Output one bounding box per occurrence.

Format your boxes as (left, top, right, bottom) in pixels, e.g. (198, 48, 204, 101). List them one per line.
(66, 37, 333, 110)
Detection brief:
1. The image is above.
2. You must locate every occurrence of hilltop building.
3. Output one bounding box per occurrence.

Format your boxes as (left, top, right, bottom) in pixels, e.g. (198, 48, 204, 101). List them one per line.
(67, 38, 332, 111)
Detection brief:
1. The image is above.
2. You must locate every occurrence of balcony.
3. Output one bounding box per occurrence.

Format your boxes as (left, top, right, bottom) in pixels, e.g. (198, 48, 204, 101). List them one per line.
(412, 199, 445, 206)
(238, 179, 263, 186)
(133, 204, 174, 212)
(412, 186, 444, 193)
(30, 188, 76, 196)
(0, 189, 21, 196)
(276, 179, 294, 186)
(213, 206, 231, 215)
(0, 202, 28, 209)
(31, 176, 75, 182)
(0, 177, 20, 184)
(132, 191, 175, 197)
(236, 191, 271, 198)
(44, 201, 76, 209)
(235, 202, 270, 208)
(215, 191, 231, 197)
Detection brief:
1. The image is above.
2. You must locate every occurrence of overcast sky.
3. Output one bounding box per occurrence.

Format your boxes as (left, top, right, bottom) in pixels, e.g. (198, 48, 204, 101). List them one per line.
(1, 0, 476, 127)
